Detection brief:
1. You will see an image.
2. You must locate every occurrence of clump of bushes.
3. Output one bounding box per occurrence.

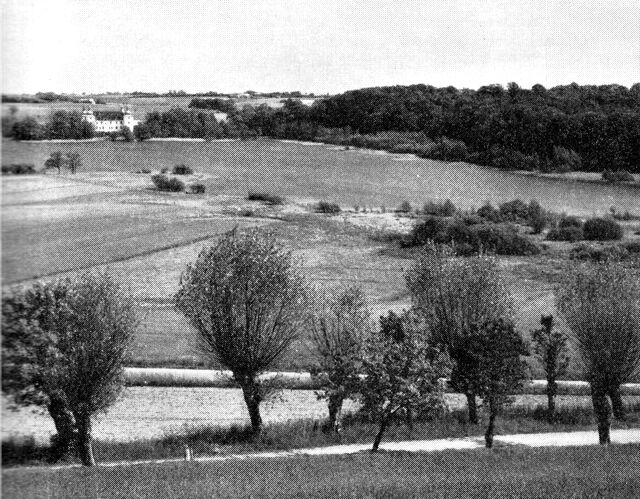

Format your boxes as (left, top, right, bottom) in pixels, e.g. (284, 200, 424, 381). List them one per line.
(407, 216, 539, 256)
(316, 200, 341, 214)
(2, 163, 36, 175)
(570, 243, 629, 262)
(602, 170, 634, 183)
(151, 174, 185, 192)
(415, 138, 469, 162)
(422, 199, 457, 217)
(160, 167, 169, 174)
(547, 216, 584, 242)
(583, 217, 624, 241)
(189, 183, 206, 194)
(134, 168, 152, 174)
(247, 192, 286, 205)
(477, 199, 549, 234)
(546, 146, 582, 173)
(172, 164, 193, 175)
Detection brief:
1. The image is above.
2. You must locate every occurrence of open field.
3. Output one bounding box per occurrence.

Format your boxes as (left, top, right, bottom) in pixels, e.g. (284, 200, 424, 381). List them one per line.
(3, 138, 640, 370)
(3, 444, 640, 498)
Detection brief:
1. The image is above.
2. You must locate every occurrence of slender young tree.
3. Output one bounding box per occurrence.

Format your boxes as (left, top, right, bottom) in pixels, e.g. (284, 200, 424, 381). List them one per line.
(531, 314, 570, 422)
(2, 273, 137, 466)
(406, 242, 513, 424)
(360, 310, 450, 452)
(556, 260, 640, 444)
(65, 152, 82, 174)
(466, 318, 529, 448)
(309, 285, 371, 433)
(175, 229, 307, 435)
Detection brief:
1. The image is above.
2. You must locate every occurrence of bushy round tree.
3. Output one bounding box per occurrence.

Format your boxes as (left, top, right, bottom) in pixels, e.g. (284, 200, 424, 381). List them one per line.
(175, 229, 307, 434)
(2, 273, 137, 466)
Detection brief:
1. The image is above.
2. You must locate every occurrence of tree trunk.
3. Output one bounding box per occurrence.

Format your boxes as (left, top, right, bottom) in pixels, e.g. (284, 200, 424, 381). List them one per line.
(591, 388, 611, 445)
(240, 380, 263, 435)
(608, 385, 626, 421)
(47, 394, 77, 463)
(466, 392, 479, 424)
(327, 394, 344, 433)
(484, 402, 497, 449)
(546, 380, 557, 423)
(372, 414, 389, 452)
(75, 414, 96, 466)
(406, 407, 414, 432)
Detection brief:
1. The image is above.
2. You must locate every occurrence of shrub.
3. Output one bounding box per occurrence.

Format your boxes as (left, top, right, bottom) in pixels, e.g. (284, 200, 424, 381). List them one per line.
(316, 200, 341, 214)
(189, 183, 206, 194)
(583, 217, 624, 241)
(2, 163, 36, 175)
(247, 192, 285, 205)
(407, 216, 450, 247)
(134, 169, 152, 174)
(476, 203, 503, 223)
(396, 200, 413, 213)
(602, 170, 634, 183)
(422, 199, 457, 217)
(499, 199, 529, 222)
(172, 164, 193, 175)
(559, 216, 583, 229)
(160, 167, 169, 174)
(151, 174, 185, 192)
(527, 201, 548, 234)
(492, 149, 541, 171)
(547, 226, 584, 242)
(473, 224, 540, 256)
(569, 243, 628, 262)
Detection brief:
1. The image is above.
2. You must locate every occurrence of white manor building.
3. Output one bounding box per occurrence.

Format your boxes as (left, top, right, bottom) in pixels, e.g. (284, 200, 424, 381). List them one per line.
(81, 106, 140, 133)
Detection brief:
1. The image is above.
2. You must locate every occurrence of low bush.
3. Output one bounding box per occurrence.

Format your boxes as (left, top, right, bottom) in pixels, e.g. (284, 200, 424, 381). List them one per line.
(559, 216, 583, 229)
(583, 217, 624, 241)
(622, 241, 640, 255)
(316, 200, 341, 214)
(421, 199, 457, 217)
(476, 203, 503, 223)
(189, 183, 206, 194)
(134, 168, 152, 174)
(151, 174, 185, 192)
(160, 167, 169, 174)
(491, 149, 542, 171)
(499, 199, 530, 222)
(602, 170, 635, 183)
(547, 226, 584, 242)
(247, 192, 286, 205)
(2, 163, 36, 175)
(172, 164, 193, 175)
(528, 201, 548, 234)
(570, 243, 629, 262)
(473, 223, 540, 256)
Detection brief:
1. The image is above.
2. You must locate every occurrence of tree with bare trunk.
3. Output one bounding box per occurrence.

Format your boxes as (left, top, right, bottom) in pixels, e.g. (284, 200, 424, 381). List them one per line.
(175, 229, 307, 435)
(360, 310, 450, 452)
(556, 259, 640, 444)
(309, 285, 372, 433)
(2, 273, 137, 466)
(531, 314, 570, 423)
(405, 242, 513, 424)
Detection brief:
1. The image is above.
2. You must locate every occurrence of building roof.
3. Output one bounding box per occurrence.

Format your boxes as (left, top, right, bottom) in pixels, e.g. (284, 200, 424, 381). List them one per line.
(93, 111, 124, 121)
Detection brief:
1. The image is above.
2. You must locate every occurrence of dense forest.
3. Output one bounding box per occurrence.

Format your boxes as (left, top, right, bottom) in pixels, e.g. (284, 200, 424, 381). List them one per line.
(3, 83, 639, 173)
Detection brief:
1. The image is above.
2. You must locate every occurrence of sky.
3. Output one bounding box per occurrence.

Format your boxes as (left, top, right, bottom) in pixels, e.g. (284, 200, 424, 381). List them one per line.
(2, 0, 639, 95)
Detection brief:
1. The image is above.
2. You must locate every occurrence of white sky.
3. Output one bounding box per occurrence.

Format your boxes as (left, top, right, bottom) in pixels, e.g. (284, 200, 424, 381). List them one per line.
(2, 0, 639, 94)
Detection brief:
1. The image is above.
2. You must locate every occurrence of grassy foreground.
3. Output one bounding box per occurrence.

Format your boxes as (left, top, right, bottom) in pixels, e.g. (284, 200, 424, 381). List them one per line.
(3, 444, 640, 498)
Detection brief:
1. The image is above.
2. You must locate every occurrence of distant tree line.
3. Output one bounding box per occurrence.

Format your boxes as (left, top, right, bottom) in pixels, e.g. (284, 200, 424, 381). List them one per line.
(188, 98, 236, 113)
(3, 110, 95, 141)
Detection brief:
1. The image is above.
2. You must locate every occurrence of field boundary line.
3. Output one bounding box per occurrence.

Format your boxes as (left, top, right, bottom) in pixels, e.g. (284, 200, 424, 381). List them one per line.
(4, 429, 640, 473)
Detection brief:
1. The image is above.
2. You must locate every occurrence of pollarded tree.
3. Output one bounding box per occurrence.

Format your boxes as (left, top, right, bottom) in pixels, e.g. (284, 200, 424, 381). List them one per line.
(556, 260, 640, 444)
(466, 318, 529, 448)
(531, 314, 570, 422)
(175, 229, 308, 434)
(360, 310, 450, 452)
(2, 273, 137, 466)
(310, 285, 372, 433)
(405, 242, 513, 424)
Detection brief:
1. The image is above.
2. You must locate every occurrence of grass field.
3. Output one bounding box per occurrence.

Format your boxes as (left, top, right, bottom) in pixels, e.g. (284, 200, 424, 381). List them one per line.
(2, 139, 640, 371)
(3, 444, 640, 498)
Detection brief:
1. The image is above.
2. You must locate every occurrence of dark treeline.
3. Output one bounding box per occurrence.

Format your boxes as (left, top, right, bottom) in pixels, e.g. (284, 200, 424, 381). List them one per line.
(188, 98, 236, 113)
(3, 110, 94, 140)
(133, 108, 239, 140)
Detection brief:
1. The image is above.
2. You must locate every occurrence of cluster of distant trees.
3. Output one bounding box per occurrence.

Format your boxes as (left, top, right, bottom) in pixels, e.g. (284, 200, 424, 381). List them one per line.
(188, 97, 236, 113)
(133, 108, 239, 140)
(3, 110, 95, 141)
